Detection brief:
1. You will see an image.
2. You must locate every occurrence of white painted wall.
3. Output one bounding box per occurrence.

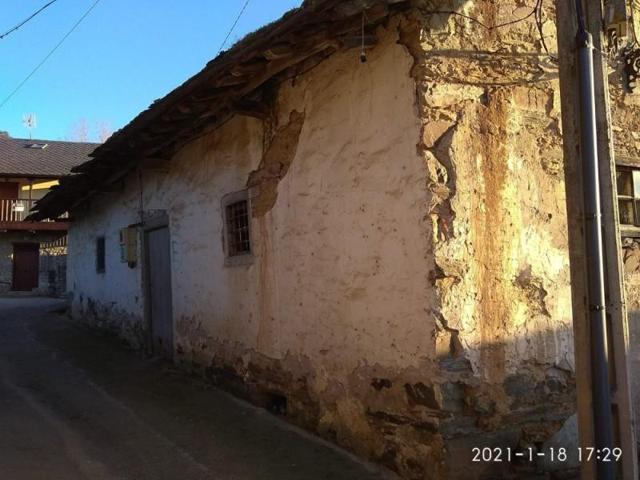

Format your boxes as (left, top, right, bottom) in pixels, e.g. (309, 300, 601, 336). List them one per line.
(65, 20, 581, 478)
(67, 26, 431, 374)
(67, 180, 146, 341)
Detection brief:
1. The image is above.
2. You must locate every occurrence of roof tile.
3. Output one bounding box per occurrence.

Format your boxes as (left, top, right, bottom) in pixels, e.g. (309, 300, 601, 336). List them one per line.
(0, 134, 96, 177)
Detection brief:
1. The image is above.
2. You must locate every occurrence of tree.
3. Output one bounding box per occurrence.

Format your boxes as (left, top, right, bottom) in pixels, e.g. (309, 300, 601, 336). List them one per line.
(68, 118, 89, 142)
(95, 120, 112, 143)
(67, 118, 113, 143)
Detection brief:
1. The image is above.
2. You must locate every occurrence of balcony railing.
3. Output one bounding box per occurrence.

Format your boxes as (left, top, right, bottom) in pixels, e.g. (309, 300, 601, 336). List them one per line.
(0, 199, 67, 223)
(0, 198, 33, 222)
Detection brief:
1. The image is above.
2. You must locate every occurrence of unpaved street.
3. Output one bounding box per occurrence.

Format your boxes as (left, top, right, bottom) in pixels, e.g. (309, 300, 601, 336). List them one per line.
(0, 298, 391, 480)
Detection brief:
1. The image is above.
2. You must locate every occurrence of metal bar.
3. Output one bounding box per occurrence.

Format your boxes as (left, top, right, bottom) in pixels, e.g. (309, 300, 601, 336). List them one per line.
(576, 13, 615, 479)
(586, 0, 639, 476)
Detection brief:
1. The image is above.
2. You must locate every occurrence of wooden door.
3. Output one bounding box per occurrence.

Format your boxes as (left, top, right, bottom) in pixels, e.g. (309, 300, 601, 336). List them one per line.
(145, 227, 173, 358)
(12, 244, 39, 291)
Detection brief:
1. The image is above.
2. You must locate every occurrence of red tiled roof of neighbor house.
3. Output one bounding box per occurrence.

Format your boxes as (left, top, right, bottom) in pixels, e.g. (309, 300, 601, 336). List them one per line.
(0, 132, 97, 178)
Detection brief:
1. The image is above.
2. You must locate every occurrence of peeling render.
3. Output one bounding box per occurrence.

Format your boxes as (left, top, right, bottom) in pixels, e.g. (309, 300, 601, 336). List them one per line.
(610, 57, 640, 441)
(391, 4, 575, 477)
(247, 110, 306, 217)
(64, 2, 640, 479)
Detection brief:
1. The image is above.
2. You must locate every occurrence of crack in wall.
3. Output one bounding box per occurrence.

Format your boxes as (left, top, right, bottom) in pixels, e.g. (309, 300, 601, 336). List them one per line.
(246, 110, 305, 217)
(397, 4, 576, 478)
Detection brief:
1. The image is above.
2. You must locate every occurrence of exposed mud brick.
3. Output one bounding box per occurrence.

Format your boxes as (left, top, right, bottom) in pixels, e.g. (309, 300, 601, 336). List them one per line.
(422, 120, 455, 148)
(246, 110, 305, 217)
(504, 373, 537, 403)
(405, 382, 443, 410)
(440, 382, 466, 413)
(61, 2, 616, 479)
(371, 378, 392, 391)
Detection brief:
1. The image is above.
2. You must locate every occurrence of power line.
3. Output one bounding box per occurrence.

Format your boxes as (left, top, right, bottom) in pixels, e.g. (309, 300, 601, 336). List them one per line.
(216, 0, 251, 55)
(535, 0, 558, 62)
(0, 0, 59, 40)
(0, 0, 102, 110)
(422, 5, 538, 31)
(424, 1, 557, 62)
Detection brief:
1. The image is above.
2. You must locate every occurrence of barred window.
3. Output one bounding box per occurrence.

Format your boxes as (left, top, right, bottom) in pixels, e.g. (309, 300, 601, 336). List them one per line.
(222, 190, 252, 263)
(226, 200, 251, 256)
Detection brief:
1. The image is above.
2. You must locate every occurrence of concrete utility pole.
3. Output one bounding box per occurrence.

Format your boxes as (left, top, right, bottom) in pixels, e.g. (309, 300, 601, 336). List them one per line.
(555, 1, 638, 479)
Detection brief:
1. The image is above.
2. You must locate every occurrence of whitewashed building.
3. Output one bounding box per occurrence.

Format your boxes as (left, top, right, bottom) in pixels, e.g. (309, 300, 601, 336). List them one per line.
(31, 1, 640, 478)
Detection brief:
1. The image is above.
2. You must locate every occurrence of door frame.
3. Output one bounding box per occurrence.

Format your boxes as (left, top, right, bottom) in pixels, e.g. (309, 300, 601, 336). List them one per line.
(12, 242, 40, 291)
(142, 212, 173, 358)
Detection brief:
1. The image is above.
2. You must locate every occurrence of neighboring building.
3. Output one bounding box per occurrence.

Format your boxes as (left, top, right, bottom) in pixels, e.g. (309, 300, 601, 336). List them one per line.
(0, 133, 94, 295)
(28, 1, 640, 479)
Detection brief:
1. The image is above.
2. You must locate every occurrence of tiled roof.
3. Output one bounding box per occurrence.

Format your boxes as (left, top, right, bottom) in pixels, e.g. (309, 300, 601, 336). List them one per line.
(0, 134, 97, 177)
(31, 0, 412, 220)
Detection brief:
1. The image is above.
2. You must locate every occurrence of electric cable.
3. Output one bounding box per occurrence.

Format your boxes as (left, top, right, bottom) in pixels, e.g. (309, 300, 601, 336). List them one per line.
(216, 0, 251, 55)
(422, 1, 557, 62)
(421, 4, 538, 32)
(0, 0, 59, 40)
(535, 0, 558, 62)
(0, 0, 102, 110)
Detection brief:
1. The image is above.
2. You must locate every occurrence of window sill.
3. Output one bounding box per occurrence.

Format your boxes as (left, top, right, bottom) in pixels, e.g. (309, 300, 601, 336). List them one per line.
(620, 226, 640, 238)
(224, 254, 254, 268)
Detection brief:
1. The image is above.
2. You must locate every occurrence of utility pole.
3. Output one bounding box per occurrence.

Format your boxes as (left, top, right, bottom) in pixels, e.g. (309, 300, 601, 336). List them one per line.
(555, 1, 638, 479)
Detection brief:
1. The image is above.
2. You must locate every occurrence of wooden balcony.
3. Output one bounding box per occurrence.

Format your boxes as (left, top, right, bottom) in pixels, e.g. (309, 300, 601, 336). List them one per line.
(0, 198, 68, 231)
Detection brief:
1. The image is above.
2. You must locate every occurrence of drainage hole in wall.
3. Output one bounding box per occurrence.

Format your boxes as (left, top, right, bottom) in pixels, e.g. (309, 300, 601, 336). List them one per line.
(267, 393, 287, 416)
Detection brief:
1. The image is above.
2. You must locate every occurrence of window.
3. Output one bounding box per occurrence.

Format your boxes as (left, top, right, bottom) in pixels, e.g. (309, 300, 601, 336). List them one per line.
(617, 167, 640, 227)
(226, 200, 251, 256)
(25, 143, 48, 149)
(96, 237, 106, 273)
(222, 190, 252, 263)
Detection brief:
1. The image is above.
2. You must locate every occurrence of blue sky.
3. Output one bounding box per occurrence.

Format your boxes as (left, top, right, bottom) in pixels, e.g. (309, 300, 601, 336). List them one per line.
(0, 0, 302, 141)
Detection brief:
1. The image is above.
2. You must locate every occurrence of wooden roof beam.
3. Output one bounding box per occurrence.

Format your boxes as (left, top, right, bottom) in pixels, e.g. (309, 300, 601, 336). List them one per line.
(232, 99, 271, 119)
(263, 43, 295, 60)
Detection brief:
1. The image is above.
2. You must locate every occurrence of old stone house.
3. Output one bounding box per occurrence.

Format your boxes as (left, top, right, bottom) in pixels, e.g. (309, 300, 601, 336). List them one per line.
(0, 133, 94, 295)
(30, 1, 640, 479)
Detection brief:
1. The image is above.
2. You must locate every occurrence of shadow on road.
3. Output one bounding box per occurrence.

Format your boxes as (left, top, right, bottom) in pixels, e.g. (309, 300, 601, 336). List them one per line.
(0, 297, 393, 480)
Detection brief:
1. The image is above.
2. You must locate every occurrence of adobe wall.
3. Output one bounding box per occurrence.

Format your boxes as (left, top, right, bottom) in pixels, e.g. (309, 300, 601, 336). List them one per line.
(396, 2, 577, 478)
(67, 22, 440, 476)
(67, 3, 584, 479)
(611, 64, 640, 438)
(66, 184, 142, 345)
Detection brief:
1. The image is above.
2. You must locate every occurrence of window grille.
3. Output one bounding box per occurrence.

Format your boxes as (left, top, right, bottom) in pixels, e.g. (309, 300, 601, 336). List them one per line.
(225, 200, 251, 256)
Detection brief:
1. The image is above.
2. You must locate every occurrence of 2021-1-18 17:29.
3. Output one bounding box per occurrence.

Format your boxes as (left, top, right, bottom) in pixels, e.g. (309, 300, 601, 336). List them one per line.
(471, 446, 623, 463)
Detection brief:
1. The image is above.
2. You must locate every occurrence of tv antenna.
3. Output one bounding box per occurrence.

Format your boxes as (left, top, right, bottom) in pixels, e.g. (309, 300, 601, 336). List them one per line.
(22, 113, 37, 139)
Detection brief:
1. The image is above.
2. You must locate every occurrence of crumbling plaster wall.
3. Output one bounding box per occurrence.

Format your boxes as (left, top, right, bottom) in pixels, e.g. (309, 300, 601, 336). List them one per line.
(622, 241, 640, 431)
(394, 2, 575, 478)
(68, 113, 265, 346)
(610, 72, 640, 435)
(67, 186, 148, 346)
(68, 4, 581, 479)
(68, 22, 440, 477)
(172, 22, 439, 469)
